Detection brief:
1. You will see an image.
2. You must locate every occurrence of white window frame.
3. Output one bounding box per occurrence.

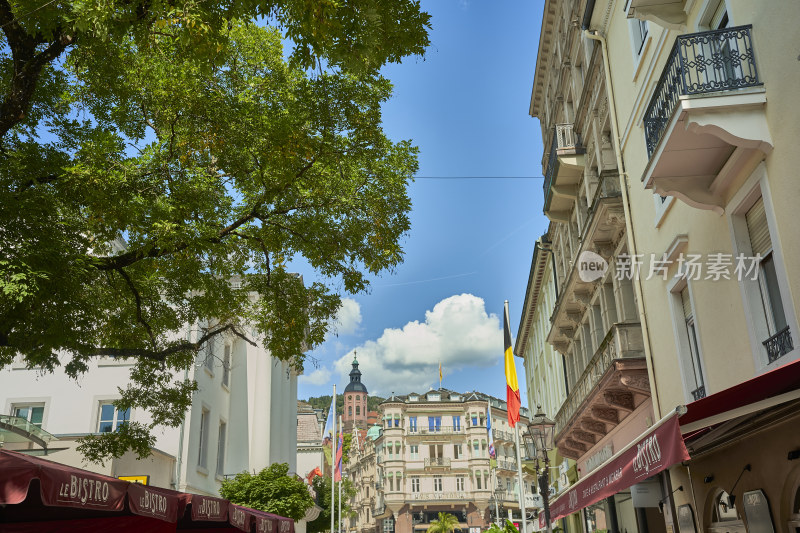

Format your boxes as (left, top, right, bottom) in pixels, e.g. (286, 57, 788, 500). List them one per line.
(433, 475, 442, 492)
(653, 194, 675, 228)
(221, 343, 231, 389)
(96, 401, 130, 433)
(624, 0, 651, 74)
(11, 402, 46, 428)
(667, 276, 708, 402)
(216, 418, 227, 479)
(411, 476, 420, 493)
(727, 164, 798, 371)
(197, 407, 211, 472)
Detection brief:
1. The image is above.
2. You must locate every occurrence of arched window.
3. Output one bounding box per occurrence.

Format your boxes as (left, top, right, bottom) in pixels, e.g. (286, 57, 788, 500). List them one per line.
(708, 490, 745, 533)
(348, 406, 352, 416)
(356, 406, 360, 415)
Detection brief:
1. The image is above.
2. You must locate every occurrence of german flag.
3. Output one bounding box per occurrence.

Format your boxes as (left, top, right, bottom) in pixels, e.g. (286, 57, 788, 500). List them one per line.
(504, 301, 521, 427)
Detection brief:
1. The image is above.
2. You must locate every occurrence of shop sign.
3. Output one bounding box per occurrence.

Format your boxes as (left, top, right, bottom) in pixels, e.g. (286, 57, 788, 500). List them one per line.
(585, 444, 613, 473)
(119, 475, 149, 485)
(742, 490, 775, 533)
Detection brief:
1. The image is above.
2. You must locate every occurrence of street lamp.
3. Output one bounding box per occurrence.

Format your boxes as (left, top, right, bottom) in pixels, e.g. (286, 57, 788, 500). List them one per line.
(525, 406, 556, 533)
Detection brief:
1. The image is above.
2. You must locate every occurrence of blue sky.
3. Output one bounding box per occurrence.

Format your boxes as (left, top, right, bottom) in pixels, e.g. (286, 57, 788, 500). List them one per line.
(297, 0, 548, 405)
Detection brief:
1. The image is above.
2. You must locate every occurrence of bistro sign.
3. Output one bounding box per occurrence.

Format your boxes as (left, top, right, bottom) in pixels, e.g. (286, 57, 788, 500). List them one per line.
(57, 475, 111, 506)
(548, 414, 689, 522)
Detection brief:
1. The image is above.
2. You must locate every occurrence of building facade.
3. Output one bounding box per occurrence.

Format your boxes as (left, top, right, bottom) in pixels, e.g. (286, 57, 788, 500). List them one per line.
(349, 390, 533, 533)
(297, 401, 325, 483)
(525, 1, 800, 533)
(0, 321, 298, 497)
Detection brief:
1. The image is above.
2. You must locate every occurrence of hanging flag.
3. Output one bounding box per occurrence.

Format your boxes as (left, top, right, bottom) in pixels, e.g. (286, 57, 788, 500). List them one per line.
(334, 428, 343, 482)
(324, 396, 335, 440)
(504, 301, 521, 427)
(486, 401, 496, 459)
(439, 362, 443, 387)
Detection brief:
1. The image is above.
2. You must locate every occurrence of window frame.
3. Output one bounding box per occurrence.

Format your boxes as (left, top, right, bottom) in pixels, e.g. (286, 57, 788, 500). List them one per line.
(726, 166, 798, 371)
(96, 401, 130, 434)
(198, 407, 211, 472)
(11, 403, 46, 428)
(216, 419, 227, 478)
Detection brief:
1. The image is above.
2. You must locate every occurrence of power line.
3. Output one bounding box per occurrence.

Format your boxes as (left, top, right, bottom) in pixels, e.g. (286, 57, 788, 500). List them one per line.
(412, 176, 545, 179)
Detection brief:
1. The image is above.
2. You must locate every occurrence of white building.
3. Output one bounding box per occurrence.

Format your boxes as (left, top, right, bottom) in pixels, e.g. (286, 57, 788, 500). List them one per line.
(0, 325, 298, 497)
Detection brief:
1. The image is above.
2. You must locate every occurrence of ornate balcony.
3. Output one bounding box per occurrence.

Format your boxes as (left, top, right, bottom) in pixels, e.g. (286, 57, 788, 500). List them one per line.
(642, 26, 771, 213)
(764, 326, 794, 364)
(496, 460, 517, 472)
(553, 323, 650, 461)
(424, 457, 451, 469)
(406, 425, 463, 437)
(543, 123, 585, 222)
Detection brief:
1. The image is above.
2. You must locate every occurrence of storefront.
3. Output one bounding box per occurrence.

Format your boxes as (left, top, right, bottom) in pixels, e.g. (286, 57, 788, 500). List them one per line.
(669, 356, 800, 533)
(0, 449, 296, 532)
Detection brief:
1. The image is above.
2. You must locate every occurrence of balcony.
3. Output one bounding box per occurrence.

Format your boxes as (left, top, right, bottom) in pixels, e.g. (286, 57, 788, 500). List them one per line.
(406, 426, 463, 437)
(492, 429, 514, 442)
(424, 457, 451, 469)
(764, 326, 794, 364)
(543, 123, 585, 222)
(642, 25, 771, 213)
(496, 460, 517, 472)
(553, 323, 650, 461)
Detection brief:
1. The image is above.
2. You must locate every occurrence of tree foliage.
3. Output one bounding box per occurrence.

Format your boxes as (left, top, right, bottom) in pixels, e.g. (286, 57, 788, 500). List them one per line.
(0, 0, 430, 461)
(307, 474, 355, 533)
(426, 512, 460, 533)
(305, 394, 385, 418)
(220, 463, 314, 521)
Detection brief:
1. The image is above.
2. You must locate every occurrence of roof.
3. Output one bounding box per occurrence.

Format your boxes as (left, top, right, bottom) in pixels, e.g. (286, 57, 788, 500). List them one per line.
(297, 412, 322, 443)
(344, 381, 368, 393)
(366, 425, 382, 440)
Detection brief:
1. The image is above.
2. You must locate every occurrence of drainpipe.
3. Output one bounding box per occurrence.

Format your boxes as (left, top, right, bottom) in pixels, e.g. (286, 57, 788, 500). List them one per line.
(582, 28, 663, 419)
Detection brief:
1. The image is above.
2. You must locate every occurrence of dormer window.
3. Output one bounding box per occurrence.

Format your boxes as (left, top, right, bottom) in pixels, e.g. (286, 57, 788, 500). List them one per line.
(450, 394, 461, 401)
(409, 395, 419, 402)
(428, 393, 440, 402)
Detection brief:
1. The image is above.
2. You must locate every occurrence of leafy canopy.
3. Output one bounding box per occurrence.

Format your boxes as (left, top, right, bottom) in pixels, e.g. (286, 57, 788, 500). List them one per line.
(307, 474, 356, 533)
(219, 463, 314, 521)
(0, 0, 430, 461)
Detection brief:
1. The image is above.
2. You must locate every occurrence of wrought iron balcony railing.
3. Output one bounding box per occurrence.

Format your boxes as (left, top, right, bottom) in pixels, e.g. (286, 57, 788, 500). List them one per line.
(543, 123, 582, 206)
(424, 457, 451, 468)
(691, 385, 706, 401)
(496, 460, 517, 471)
(644, 25, 760, 158)
(764, 326, 793, 363)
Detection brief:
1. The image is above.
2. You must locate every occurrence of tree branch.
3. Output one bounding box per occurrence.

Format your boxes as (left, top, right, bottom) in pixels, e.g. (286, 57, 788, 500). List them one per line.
(116, 267, 157, 348)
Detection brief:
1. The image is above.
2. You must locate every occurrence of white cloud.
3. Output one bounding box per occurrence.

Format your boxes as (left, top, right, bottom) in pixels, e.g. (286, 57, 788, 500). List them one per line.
(330, 298, 362, 336)
(333, 294, 502, 396)
(299, 367, 332, 386)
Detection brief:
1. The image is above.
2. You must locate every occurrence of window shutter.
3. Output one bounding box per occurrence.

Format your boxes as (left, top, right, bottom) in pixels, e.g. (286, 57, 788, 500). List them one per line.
(746, 197, 772, 256)
(680, 287, 692, 319)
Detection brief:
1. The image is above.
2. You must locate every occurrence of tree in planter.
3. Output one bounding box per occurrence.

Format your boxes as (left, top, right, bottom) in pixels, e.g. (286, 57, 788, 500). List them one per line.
(219, 463, 314, 521)
(0, 0, 431, 462)
(307, 474, 356, 533)
(427, 512, 460, 533)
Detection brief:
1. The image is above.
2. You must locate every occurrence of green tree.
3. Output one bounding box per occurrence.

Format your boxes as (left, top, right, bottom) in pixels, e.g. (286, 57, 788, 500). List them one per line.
(219, 463, 314, 521)
(486, 520, 520, 533)
(307, 474, 356, 533)
(0, 1, 430, 461)
(427, 512, 460, 533)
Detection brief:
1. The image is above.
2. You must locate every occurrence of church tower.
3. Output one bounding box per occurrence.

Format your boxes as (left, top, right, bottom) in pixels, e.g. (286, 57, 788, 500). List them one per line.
(342, 355, 368, 432)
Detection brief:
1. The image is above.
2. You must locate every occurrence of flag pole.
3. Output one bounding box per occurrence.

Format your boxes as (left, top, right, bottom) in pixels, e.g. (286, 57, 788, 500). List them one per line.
(331, 385, 336, 533)
(338, 416, 343, 533)
(488, 399, 500, 524)
(514, 423, 529, 533)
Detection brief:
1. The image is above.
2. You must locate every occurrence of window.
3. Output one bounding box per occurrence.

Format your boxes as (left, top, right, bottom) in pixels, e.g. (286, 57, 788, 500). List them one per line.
(222, 344, 231, 387)
(632, 18, 648, 54)
(394, 415, 400, 428)
(681, 287, 706, 400)
(198, 408, 210, 469)
(349, 406, 353, 416)
(356, 406, 360, 415)
(203, 342, 214, 373)
(411, 476, 420, 493)
(13, 404, 44, 428)
(475, 473, 482, 490)
(452, 416, 461, 431)
(747, 198, 792, 362)
(428, 416, 441, 433)
(97, 402, 130, 433)
(410, 445, 419, 459)
(456, 476, 464, 491)
(216, 421, 227, 476)
(471, 414, 478, 427)
(409, 416, 417, 433)
(473, 440, 479, 456)
(454, 444, 462, 459)
(433, 476, 442, 492)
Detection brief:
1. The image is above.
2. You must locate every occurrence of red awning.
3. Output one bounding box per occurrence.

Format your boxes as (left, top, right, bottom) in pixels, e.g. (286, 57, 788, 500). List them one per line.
(0, 449, 295, 532)
(678, 356, 800, 432)
(548, 411, 689, 521)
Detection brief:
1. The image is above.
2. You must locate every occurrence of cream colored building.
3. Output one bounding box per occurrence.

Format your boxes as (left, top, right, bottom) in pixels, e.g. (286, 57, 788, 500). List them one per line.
(347, 390, 533, 533)
(526, 1, 800, 533)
